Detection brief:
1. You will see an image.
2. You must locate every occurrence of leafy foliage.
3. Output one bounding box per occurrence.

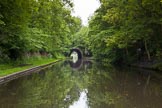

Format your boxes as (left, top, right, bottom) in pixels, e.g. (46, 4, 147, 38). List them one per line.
(88, 0, 162, 63)
(0, 0, 81, 61)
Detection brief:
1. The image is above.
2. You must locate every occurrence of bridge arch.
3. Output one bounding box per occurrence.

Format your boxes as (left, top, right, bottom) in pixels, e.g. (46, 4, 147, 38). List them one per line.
(70, 48, 83, 59)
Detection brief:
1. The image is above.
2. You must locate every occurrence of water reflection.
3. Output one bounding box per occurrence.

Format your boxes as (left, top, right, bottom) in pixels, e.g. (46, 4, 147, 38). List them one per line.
(69, 59, 83, 70)
(68, 59, 92, 71)
(0, 60, 162, 108)
(69, 89, 88, 108)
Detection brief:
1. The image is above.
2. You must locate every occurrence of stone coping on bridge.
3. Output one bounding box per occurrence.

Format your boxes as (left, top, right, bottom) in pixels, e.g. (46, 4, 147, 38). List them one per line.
(0, 60, 62, 85)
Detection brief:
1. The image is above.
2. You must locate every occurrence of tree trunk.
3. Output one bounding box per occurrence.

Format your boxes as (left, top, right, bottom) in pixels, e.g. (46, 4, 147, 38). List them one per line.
(125, 46, 129, 56)
(144, 39, 151, 61)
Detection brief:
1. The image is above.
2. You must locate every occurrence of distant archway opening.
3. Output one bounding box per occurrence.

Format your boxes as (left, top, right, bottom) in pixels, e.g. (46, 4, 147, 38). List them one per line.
(70, 48, 83, 59)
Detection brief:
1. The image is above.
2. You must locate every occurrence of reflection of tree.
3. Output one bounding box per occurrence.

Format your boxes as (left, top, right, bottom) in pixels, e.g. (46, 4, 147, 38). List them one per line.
(87, 64, 162, 108)
(87, 64, 128, 108)
(0, 62, 162, 108)
(17, 63, 80, 108)
(0, 61, 91, 108)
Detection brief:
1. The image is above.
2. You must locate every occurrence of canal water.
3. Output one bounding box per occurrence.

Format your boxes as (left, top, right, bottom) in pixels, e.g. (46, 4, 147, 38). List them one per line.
(0, 60, 162, 108)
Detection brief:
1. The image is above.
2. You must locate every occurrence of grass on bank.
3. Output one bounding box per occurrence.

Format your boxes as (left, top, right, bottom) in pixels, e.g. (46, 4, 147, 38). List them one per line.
(0, 56, 63, 77)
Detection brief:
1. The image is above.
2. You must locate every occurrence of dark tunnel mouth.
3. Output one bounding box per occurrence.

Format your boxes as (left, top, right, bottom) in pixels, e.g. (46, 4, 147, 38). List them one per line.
(70, 48, 83, 59)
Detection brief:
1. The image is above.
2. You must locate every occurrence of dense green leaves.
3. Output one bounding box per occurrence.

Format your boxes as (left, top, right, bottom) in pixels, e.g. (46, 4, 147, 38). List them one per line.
(0, 0, 81, 61)
(0, 0, 161, 63)
(88, 0, 162, 63)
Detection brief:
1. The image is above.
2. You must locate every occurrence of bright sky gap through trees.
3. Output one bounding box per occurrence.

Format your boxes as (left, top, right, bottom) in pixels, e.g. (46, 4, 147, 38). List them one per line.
(72, 0, 100, 25)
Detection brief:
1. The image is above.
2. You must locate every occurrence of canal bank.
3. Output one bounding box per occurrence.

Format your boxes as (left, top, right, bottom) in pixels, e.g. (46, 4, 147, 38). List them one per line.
(130, 60, 162, 72)
(0, 59, 62, 84)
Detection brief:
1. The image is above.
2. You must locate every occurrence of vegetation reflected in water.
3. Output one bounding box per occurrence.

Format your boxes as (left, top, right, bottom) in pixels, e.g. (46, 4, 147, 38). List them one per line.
(0, 60, 162, 108)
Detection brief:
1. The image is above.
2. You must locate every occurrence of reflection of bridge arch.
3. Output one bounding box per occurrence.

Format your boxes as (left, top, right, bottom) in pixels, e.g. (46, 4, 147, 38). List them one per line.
(69, 59, 83, 70)
(68, 60, 92, 70)
(70, 48, 83, 59)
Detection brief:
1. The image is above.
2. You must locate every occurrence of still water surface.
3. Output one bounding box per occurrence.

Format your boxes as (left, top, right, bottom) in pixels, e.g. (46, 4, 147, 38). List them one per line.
(0, 60, 162, 108)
